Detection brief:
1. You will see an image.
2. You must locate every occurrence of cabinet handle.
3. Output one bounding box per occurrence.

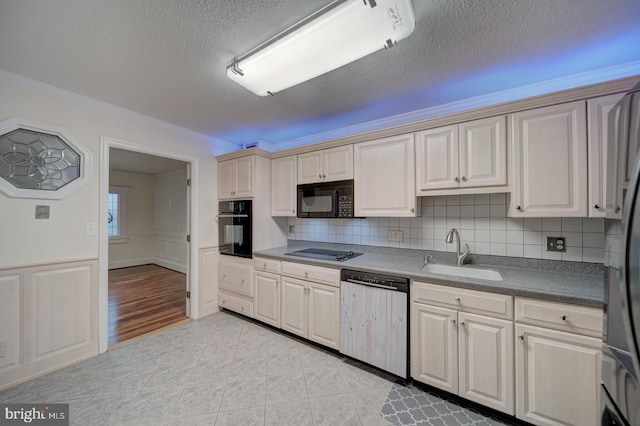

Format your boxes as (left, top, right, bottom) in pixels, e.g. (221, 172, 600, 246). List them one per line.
(323, 174, 326, 178)
(594, 204, 600, 209)
(318, 174, 322, 179)
(410, 207, 415, 213)
(241, 279, 245, 285)
(454, 297, 461, 302)
(305, 271, 309, 278)
(460, 321, 465, 326)
(292, 210, 295, 213)
(263, 263, 267, 269)
(518, 335, 524, 341)
(560, 315, 567, 321)
(516, 205, 522, 211)
(240, 306, 244, 311)
(461, 176, 467, 182)
(451, 319, 456, 324)
(454, 177, 460, 182)
(616, 205, 622, 213)
(222, 299, 226, 304)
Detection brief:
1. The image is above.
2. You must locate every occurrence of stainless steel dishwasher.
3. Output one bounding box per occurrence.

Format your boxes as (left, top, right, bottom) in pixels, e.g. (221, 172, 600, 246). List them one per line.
(340, 269, 409, 378)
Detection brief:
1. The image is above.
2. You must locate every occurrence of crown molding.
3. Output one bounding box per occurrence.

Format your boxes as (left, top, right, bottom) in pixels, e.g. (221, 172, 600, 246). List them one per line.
(0, 68, 242, 155)
(270, 61, 640, 152)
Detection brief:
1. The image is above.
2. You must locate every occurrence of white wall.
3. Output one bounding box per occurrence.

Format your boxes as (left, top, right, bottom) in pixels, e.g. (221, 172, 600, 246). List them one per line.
(108, 170, 156, 268)
(0, 80, 218, 389)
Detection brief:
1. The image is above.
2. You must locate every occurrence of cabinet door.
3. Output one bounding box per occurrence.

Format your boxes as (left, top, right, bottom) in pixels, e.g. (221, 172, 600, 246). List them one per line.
(254, 271, 281, 327)
(217, 160, 235, 199)
(511, 101, 587, 217)
(515, 324, 601, 426)
(587, 94, 625, 218)
(354, 134, 417, 217)
(460, 116, 507, 189)
(281, 276, 307, 338)
(308, 281, 340, 350)
(605, 95, 631, 219)
(234, 156, 254, 197)
(271, 156, 297, 216)
(458, 312, 514, 415)
(298, 151, 323, 184)
(411, 303, 458, 394)
(415, 125, 459, 191)
(219, 260, 253, 298)
(323, 145, 353, 182)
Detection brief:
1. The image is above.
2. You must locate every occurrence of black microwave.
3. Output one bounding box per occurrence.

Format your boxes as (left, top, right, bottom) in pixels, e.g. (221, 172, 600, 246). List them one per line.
(297, 179, 354, 218)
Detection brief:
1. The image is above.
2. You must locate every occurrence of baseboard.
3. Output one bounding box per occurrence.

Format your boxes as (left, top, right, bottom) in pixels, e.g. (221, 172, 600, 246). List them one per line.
(108, 257, 154, 270)
(153, 257, 187, 274)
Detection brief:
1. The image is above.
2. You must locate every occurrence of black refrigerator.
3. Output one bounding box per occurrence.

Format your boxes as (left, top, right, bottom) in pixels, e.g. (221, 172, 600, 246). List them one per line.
(601, 81, 640, 425)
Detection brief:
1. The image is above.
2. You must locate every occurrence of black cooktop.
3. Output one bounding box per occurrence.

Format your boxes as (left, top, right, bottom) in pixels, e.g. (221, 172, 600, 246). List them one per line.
(285, 248, 363, 262)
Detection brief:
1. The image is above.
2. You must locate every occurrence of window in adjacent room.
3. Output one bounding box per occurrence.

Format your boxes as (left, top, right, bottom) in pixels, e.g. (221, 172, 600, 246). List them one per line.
(108, 186, 129, 243)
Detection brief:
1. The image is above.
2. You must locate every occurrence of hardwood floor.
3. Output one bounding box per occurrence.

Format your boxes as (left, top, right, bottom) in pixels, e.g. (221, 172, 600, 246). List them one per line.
(108, 264, 188, 347)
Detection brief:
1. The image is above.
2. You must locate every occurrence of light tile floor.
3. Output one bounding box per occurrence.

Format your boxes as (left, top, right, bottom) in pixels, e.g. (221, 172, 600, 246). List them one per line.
(0, 311, 513, 425)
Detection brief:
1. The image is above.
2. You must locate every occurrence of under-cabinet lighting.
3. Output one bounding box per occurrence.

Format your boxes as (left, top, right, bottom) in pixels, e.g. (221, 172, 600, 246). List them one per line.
(226, 0, 416, 96)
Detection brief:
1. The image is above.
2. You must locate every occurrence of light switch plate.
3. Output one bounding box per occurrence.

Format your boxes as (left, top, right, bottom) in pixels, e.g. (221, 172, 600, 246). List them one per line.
(388, 230, 404, 242)
(35, 205, 50, 219)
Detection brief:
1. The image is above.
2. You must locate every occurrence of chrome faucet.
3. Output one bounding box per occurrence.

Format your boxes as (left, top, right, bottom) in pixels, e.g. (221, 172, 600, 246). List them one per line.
(446, 228, 470, 266)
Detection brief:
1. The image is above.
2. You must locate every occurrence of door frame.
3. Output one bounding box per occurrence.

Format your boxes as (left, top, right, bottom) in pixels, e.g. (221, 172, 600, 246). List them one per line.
(99, 136, 199, 353)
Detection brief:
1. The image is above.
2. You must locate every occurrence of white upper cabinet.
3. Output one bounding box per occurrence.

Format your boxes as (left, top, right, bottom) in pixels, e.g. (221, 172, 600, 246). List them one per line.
(587, 93, 625, 218)
(271, 155, 297, 216)
(218, 156, 254, 199)
(510, 101, 588, 217)
(416, 116, 507, 194)
(354, 134, 418, 217)
(297, 145, 353, 184)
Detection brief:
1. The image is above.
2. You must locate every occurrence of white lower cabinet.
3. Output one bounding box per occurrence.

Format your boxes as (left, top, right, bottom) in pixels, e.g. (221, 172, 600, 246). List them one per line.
(411, 281, 514, 415)
(281, 276, 340, 350)
(514, 297, 603, 426)
(218, 256, 254, 318)
(254, 271, 280, 327)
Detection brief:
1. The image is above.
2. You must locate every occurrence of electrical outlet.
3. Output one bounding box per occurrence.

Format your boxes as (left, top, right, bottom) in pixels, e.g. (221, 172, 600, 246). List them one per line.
(0, 340, 6, 358)
(288, 225, 295, 234)
(546, 236, 566, 252)
(388, 230, 404, 242)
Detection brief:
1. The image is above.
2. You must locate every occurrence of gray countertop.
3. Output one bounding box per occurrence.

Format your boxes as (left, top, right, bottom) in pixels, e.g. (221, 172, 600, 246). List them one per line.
(254, 241, 605, 307)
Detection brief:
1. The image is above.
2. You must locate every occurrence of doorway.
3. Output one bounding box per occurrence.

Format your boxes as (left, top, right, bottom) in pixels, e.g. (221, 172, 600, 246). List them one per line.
(99, 139, 198, 352)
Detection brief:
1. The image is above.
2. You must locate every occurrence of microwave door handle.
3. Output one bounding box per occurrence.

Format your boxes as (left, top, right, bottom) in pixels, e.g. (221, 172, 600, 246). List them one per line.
(334, 190, 339, 217)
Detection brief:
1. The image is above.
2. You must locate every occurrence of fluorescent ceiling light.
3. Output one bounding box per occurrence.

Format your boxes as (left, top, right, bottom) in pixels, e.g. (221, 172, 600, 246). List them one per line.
(227, 0, 416, 96)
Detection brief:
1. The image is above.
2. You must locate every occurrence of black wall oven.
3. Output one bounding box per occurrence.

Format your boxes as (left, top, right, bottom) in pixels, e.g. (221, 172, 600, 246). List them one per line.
(218, 200, 252, 258)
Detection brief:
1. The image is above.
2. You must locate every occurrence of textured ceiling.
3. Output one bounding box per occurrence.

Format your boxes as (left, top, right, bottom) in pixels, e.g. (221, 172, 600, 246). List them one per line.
(1, 0, 639, 150)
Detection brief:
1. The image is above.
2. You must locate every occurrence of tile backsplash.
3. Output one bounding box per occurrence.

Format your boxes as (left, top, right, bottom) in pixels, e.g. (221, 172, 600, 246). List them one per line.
(287, 193, 605, 263)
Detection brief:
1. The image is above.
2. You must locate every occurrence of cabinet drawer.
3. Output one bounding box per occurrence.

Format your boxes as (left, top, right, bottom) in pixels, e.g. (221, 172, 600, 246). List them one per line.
(515, 297, 603, 338)
(413, 281, 513, 320)
(281, 261, 340, 287)
(219, 261, 254, 297)
(254, 256, 282, 273)
(219, 291, 253, 318)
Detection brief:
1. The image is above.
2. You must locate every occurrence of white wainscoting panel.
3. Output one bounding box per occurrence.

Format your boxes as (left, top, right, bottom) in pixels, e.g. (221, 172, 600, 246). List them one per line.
(0, 259, 98, 390)
(0, 275, 21, 370)
(198, 247, 219, 317)
(154, 234, 187, 273)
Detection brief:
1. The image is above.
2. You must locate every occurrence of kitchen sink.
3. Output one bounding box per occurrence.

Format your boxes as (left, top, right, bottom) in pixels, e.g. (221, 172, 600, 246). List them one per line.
(421, 263, 503, 281)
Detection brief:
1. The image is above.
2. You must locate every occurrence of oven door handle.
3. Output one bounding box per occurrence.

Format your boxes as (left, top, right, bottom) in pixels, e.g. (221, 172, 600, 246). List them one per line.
(345, 278, 398, 291)
(217, 213, 249, 218)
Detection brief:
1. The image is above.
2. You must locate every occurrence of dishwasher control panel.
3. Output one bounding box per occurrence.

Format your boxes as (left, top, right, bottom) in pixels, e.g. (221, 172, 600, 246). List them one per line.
(341, 269, 409, 293)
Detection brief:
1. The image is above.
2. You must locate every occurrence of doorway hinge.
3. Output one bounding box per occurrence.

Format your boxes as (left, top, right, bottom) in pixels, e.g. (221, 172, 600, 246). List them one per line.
(186, 234, 191, 243)
(186, 178, 191, 187)
(186, 291, 191, 299)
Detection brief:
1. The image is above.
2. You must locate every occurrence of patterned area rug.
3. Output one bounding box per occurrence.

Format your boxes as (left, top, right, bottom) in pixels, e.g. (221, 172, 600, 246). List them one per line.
(381, 384, 512, 426)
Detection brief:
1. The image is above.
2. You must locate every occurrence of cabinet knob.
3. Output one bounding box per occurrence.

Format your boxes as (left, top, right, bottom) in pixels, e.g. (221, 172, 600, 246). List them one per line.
(516, 205, 522, 211)
(292, 210, 295, 213)
(518, 335, 524, 341)
(322, 174, 326, 178)
(410, 207, 415, 213)
(560, 315, 567, 321)
(305, 271, 309, 278)
(240, 306, 244, 311)
(454, 177, 460, 182)
(594, 204, 600, 209)
(616, 205, 622, 213)
(454, 297, 461, 302)
(451, 319, 456, 324)
(461, 176, 467, 182)
(222, 299, 226, 305)
(241, 279, 245, 285)
(318, 174, 322, 178)
(263, 263, 267, 268)
(460, 321, 465, 326)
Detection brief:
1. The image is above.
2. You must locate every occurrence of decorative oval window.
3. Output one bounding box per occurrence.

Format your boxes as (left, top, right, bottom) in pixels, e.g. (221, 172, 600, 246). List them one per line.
(0, 118, 92, 199)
